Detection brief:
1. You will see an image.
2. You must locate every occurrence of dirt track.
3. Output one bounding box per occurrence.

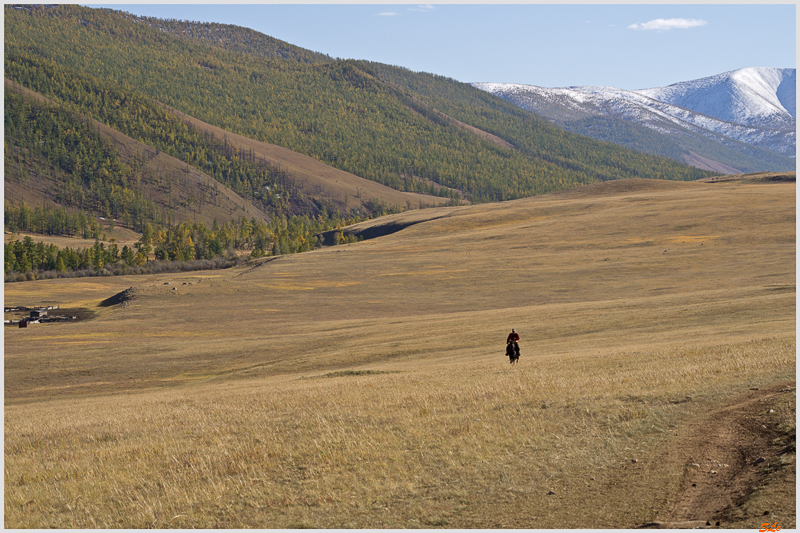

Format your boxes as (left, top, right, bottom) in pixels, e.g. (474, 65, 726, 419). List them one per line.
(639, 383, 796, 528)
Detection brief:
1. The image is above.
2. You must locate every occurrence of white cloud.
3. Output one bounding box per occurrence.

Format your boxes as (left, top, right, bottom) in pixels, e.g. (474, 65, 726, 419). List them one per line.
(378, 12, 399, 17)
(628, 18, 708, 31)
(409, 4, 435, 12)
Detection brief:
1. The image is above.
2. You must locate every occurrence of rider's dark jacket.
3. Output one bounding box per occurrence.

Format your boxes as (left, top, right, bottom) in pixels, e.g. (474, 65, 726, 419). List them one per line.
(507, 332, 520, 343)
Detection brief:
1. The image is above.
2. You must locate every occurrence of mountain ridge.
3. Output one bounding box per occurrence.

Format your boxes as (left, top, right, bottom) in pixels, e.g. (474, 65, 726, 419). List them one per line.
(111, 8, 334, 65)
(637, 67, 796, 128)
(473, 67, 796, 174)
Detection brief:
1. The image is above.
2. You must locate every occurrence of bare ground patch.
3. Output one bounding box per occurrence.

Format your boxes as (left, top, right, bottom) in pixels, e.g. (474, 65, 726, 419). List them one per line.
(638, 383, 796, 529)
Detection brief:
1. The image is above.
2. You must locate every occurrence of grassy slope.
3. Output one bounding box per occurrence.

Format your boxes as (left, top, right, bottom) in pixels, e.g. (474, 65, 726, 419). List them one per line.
(4, 176, 795, 528)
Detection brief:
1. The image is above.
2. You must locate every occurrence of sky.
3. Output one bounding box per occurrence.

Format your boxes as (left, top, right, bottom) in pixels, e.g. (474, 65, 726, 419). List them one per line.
(87, 3, 796, 90)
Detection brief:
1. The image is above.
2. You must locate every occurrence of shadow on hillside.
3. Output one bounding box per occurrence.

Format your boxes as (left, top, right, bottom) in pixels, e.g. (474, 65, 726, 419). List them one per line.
(315, 214, 450, 246)
(699, 171, 796, 183)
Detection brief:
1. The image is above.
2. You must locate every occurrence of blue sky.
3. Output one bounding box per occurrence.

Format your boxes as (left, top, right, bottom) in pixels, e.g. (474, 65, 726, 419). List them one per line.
(89, 3, 795, 90)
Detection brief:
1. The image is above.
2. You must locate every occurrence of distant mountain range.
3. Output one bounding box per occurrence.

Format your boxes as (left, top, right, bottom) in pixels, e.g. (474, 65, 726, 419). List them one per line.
(473, 68, 796, 174)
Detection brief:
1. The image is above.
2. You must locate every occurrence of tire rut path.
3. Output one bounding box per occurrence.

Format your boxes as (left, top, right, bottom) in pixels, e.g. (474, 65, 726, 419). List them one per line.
(638, 382, 795, 529)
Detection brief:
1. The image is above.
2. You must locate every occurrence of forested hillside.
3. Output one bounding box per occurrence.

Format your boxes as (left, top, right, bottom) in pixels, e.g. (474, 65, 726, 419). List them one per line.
(5, 4, 715, 206)
(4, 69, 368, 280)
(4, 56, 340, 219)
(361, 62, 719, 184)
(5, 86, 164, 231)
(4, 4, 720, 281)
(4, 77, 369, 280)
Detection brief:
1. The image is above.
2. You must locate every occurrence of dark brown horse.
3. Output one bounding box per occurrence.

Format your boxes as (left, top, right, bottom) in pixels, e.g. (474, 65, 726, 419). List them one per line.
(506, 342, 520, 364)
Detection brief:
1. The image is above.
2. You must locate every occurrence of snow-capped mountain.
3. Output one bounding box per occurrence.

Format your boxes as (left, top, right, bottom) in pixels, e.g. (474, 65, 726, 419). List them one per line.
(473, 68, 795, 174)
(638, 68, 795, 130)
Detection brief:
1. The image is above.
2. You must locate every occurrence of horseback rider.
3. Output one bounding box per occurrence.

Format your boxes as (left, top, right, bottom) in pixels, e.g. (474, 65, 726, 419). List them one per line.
(506, 328, 520, 358)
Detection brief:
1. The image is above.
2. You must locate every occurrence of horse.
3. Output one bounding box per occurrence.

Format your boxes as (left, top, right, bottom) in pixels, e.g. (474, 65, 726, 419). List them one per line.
(506, 342, 520, 364)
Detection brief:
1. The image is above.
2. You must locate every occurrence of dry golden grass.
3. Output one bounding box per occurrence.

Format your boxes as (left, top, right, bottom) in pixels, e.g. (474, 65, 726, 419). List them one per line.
(3, 339, 794, 528)
(4, 177, 795, 528)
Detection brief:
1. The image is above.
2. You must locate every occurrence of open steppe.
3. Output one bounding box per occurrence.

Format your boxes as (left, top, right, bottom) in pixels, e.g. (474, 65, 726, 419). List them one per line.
(4, 176, 795, 528)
